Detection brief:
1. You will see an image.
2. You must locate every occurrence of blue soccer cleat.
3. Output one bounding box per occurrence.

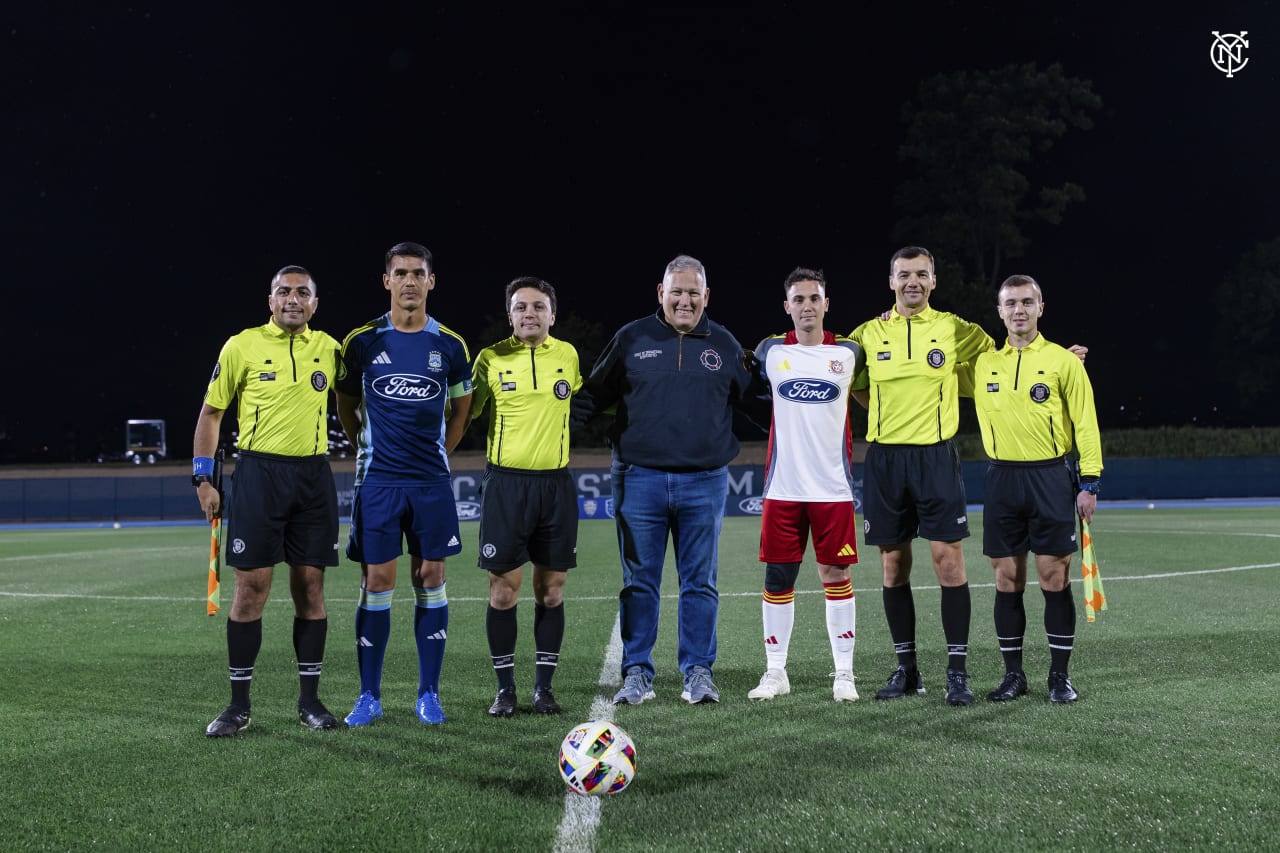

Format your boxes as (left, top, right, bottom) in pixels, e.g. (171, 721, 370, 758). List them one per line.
(416, 690, 446, 725)
(344, 691, 383, 727)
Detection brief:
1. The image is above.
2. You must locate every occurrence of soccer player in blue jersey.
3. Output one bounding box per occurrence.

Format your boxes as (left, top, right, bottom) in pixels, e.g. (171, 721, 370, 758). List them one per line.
(335, 242, 474, 726)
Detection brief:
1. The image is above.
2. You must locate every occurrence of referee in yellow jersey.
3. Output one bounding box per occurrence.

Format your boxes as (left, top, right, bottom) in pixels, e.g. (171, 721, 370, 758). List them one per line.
(850, 247, 995, 706)
(194, 265, 343, 736)
(469, 277, 583, 717)
(971, 275, 1102, 704)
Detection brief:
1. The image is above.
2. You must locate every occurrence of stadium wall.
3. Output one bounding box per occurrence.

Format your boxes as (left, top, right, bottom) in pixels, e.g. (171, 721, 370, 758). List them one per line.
(1, 456, 1277, 523)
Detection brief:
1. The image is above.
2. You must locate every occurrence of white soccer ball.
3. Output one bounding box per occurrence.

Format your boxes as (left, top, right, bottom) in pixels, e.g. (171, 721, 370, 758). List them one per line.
(558, 720, 636, 795)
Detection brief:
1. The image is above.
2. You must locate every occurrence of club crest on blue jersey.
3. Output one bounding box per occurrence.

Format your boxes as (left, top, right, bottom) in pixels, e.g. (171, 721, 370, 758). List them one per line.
(371, 373, 443, 402)
(779, 379, 840, 403)
(927, 348, 945, 368)
(1029, 383, 1051, 403)
(554, 379, 572, 399)
(700, 349, 723, 371)
(429, 351, 443, 371)
(311, 371, 328, 391)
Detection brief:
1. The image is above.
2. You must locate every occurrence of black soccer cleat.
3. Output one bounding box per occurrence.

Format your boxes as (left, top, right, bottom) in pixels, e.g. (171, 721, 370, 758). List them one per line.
(532, 686, 562, 715)
(1048, 671, 1079, 704)
(945, 669, 974, 706)
(205, 705, 251, 737)
(488, 686, 517, 718)
(986, 670, 1029, 702)
(298, 700, 342, 730)
(874, 665, 925, 700)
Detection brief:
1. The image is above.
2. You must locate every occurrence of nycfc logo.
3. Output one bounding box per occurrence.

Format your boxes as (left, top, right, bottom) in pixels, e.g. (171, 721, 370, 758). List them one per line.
(311, 371, 327, 391)
(700, 349, 723, 371)
(1210, 31, 1249, 78)
(554, 379, 571, 400)
(232, 538, 246, 554)
(738, 497, 764, 515)
(429, 351, 443, 371)
(210, 362, 221, 383)
(1029, 383, 1051, 403)
(779, 379, 839, 403)
(927, 349, 945, 368)
(372, 373, 442, 402)
(481, 543, 497, 558)
(455, 501, 481, 520)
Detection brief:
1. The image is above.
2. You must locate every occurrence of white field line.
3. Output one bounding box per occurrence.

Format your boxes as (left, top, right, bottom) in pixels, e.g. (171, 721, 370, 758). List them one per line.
(3, 561, 1278, 604)
(552, 616, 623, 853)
(0, 547, 193, 563)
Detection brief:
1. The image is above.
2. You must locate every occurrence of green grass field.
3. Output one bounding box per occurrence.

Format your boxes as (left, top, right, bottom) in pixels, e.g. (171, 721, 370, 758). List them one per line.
(2, 508, 1278, 850)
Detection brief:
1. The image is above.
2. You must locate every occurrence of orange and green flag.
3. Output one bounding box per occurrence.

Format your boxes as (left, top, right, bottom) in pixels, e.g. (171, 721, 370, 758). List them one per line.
(1080, 518, 1107, 622)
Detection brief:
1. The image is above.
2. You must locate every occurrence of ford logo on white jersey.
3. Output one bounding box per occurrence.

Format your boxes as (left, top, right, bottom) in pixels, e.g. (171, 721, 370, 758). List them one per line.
(372, 373, 442, 401)
(778, 379, 839, 403)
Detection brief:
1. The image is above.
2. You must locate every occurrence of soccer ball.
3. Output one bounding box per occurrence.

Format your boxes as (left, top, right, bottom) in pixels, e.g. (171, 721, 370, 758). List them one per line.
(558, 720, 636, 795)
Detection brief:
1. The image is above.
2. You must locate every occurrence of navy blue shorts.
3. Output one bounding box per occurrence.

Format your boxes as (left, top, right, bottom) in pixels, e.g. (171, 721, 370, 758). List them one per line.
(982, 459, 1079, 558)
(226, 451, 339, 569)
(347, 481, 463, 565)
(477, 464, 578, 573)
(861, 440, 970, 546)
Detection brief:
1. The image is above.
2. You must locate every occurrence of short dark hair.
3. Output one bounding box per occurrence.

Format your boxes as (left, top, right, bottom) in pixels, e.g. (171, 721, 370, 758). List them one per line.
(385, 241, 433, 273)
(506, 276, 557, 314)
(783, 266, 825, 294)
(271, 265, 314, 291)
(1000, 274, 1039, 290)
(889, 246, 934, 274)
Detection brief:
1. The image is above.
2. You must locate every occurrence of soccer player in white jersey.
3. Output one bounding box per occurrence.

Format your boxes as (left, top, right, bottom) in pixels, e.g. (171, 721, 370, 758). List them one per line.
(748, 268, 866, 702)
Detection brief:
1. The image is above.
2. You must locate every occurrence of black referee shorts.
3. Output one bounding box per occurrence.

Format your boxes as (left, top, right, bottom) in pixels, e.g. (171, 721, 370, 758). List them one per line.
(982, 458, 1078, 558)
(861, 440, 970, 546)
(226, 451, 339, 569)
(477, 464, 578, 573)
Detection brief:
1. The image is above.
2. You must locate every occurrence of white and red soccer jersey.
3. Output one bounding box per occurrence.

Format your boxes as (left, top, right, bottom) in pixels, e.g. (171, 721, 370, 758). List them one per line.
(756, 330, 863, 502)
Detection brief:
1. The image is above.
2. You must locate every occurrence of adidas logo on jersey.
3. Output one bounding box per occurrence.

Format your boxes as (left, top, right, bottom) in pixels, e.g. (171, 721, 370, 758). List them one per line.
(373, 351, 392, 365)
(447, 536, 459, 547)
(837, 543, 857, 557)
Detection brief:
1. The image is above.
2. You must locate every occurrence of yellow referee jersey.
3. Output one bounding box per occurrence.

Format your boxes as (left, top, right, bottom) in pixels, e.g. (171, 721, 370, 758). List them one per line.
(850, 306, 994, 444)
(471, 334, 582, 469)
(205, 319, 340, 457)
(971, 333, 1103, 477)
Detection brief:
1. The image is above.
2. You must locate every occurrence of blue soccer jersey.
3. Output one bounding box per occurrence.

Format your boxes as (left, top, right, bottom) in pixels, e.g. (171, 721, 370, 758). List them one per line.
(337, 313, 473, 486)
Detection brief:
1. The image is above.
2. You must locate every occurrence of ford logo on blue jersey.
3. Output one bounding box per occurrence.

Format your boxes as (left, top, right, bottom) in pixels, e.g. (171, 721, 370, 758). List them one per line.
(778, 379, 839, 403)
(371, 373, 442, 402)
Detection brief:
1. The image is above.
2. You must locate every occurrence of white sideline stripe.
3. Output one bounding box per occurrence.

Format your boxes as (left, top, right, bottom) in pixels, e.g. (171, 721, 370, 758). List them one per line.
(3, 562, 1279, 604)
(0, 547, 191, 563)
(552, 615, 622, 853)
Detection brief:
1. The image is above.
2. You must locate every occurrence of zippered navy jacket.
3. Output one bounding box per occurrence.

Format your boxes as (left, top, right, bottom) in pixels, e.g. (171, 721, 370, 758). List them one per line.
(586, 308, 752, 471)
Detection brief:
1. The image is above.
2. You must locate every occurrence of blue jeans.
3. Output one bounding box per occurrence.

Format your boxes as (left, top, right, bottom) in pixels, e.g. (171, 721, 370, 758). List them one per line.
(611, 461, 728, 679)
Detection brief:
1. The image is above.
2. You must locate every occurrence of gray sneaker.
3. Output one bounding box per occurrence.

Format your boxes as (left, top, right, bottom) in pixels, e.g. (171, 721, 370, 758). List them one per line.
(613, 666, 656, 705)
(680, 666, 720, 704)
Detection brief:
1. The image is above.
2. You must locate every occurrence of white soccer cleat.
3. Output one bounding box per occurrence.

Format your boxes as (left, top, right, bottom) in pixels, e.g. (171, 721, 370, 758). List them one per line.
(747, 668, 791, 700)
(832, 670, 859, 702)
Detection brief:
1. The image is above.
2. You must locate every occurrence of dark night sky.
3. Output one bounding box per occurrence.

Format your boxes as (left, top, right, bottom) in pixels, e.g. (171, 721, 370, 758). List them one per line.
(4, 2, 1278, 462)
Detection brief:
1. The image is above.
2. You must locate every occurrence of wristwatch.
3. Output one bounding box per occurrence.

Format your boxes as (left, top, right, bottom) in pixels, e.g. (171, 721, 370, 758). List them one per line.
(193, 474, 213, 487)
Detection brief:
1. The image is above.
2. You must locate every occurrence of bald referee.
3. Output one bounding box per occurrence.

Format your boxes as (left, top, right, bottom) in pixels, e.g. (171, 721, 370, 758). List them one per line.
(971, 275, 1102, 704)
(194, 265, 343, 736)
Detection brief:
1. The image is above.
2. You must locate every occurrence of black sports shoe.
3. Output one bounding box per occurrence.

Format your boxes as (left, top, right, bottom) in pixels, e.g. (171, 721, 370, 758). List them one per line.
(205, 705, 251, 737)
(298, 701, 342, 730)
(488, 686, 517, 718)
(1048, 671, 1078, 703)
(874, 665, 925, 700)
(532, 686, 562, 715)
(945, 669, 974, 706)
(986, 670, 1029, 702)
